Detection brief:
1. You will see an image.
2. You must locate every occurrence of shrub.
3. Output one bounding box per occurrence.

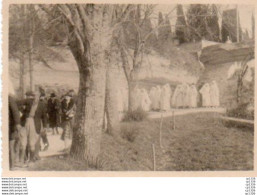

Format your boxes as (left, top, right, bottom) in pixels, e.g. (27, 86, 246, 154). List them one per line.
(122, 108, 148, 122)
(227, 103, 254, 120)
(121, 123, 139, 142)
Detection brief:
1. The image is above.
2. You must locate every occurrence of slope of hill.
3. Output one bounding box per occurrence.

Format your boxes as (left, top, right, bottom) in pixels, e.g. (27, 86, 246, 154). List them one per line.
(10, 45, 203, 95)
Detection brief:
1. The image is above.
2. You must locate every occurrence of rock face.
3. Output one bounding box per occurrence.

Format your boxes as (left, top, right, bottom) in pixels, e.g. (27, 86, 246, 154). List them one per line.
(198, 59, 254, 108)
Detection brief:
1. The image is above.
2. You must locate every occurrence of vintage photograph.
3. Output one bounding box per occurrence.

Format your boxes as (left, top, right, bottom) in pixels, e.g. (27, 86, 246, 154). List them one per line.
(6, 3, 255, 173)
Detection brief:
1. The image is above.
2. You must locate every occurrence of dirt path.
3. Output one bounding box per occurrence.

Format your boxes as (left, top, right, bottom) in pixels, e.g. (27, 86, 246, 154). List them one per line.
(39, 129, 67, 158)
(220, 116, 254, 125)
(147, 107, 226, 119)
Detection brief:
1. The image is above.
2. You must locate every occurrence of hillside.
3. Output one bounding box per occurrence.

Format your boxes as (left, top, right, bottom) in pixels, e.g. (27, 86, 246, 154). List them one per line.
(10, 45, 203, 94)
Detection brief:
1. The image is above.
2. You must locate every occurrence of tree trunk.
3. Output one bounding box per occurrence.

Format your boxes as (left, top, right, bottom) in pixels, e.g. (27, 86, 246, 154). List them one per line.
(237, 75, 243, 104)
(19, 54, 25, 98)
(128, 80, 133, 112)
(29, 37, 34, 91)
(28, 14, 34, 91)
(58, 4, 116, 167)
(105, 58, 120, 136)
(69, 56, 107, 167)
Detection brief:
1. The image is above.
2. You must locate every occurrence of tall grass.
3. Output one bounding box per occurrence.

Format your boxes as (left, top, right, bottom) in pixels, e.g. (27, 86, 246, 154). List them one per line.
(122, 108, 148, 122)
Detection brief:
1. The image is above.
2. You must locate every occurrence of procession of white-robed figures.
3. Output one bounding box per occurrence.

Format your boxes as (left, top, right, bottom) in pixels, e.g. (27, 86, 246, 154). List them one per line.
(117, 81, 220, 113)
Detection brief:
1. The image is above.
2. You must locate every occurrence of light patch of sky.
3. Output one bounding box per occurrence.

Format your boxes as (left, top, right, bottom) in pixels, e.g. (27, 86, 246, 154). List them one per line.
(150, 4, 254, 37)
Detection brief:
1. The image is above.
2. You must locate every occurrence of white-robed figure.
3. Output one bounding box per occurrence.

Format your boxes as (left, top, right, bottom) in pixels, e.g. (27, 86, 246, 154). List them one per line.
(171, 84, 183, 108)
(181, 83, 190, 108)
(199, 83, 211, 107)
(140, 89, 151, 111)
(188, 85, 198, 108)
(210, 81, 220, 107)
(149, 87, 157, 110)
(160, 84, 171, 111)
(155, 85, 162, 110)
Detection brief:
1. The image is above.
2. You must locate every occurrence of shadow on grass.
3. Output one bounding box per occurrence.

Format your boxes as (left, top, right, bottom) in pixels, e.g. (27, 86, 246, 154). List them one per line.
(28, 153, 93, 171)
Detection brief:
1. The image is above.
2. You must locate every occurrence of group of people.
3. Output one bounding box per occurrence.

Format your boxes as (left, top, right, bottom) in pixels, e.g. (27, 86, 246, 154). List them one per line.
(8, 81, 76, 169)
(118, 81, 220, 112)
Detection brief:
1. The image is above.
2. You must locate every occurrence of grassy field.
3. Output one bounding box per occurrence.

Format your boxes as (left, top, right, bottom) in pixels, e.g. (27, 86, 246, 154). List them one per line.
(28, 112, 254, 171)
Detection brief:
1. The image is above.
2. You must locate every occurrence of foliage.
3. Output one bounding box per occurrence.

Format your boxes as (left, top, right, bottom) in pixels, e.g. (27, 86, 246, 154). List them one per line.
(158, 12, 172, 46)
(123, 108, 148, 122)
(186, 4, 220, 42)
(121, 123, 139, 142)
(175, 5, 187, 43)
(221, 8, 242, 42)
(227, 103, 254, 120)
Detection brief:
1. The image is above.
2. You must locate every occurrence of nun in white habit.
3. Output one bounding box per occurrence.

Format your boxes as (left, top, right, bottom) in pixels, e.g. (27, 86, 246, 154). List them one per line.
(210, 81, 220, 107)
(140, 89, 151, 112)
(149, 87, 157, 110)
(160, 84, 171, 111)
(199, 83, 211, 107)
(188, 84, 198, 108)
(182, 83, 190, 108)
(171, 84, 183, 108)
(155, 85, 162, 110)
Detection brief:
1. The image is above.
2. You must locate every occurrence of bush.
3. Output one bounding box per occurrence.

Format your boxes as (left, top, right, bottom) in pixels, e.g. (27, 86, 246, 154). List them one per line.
(121, 123, 139, 142)
(122, 108, 148, 122)
(227, 103, 254, 120)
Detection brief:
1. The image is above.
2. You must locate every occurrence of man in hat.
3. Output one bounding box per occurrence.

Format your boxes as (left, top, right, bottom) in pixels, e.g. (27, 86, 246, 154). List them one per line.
(19, 90, 48, 162)
(8, 79, 22, 169)
(61, 92, 75, 152)
(47, 92, 59, 135)
(39, 90, 49, 151)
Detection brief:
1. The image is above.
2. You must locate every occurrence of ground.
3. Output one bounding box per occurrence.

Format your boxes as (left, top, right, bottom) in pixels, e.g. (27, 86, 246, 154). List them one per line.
(25, 111, 253, 171)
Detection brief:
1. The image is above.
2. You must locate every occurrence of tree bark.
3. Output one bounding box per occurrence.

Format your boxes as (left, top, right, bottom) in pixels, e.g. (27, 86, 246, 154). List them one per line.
(28, 36, 34, 91)
(28, 13, 34, 91)
(105, 64, 120, 136)
(19, 54, 25, 98)
(128, 80, 133, 112)
(69, 50, 107, 166)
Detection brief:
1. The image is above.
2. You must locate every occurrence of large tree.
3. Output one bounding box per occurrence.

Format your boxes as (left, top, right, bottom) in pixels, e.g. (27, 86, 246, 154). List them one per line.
(40, 4, 140, 166)
(186, 4, 220, 42)
(205, 5, 220, 42)
(221, 8, 242, 42)
(175, 4, 187, 43)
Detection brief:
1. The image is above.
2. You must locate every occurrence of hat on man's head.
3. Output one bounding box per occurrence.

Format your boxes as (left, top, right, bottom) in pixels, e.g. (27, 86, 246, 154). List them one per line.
(25, 91, 35, 97)
(50, 93, 56, 98)
(39, 87, 46, 97)
(67, 90, 74, 97)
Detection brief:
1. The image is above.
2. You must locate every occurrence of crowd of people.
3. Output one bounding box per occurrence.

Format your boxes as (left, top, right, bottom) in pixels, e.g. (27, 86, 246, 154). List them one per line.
(8, 81, 76, 170)
(118, 81, 220, 112)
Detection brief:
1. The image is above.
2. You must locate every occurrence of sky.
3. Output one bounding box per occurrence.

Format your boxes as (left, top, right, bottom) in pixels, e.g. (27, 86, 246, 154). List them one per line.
(153, 4, 255, 38)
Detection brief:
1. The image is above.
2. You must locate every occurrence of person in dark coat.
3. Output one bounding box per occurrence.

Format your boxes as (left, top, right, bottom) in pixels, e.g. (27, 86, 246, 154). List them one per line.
(39, 92, 49, 151)
(9, 95, 22, 169)
(47, 93, 59, 135)
(19, 91, 48, 162)
(61, 92, 75, 152)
